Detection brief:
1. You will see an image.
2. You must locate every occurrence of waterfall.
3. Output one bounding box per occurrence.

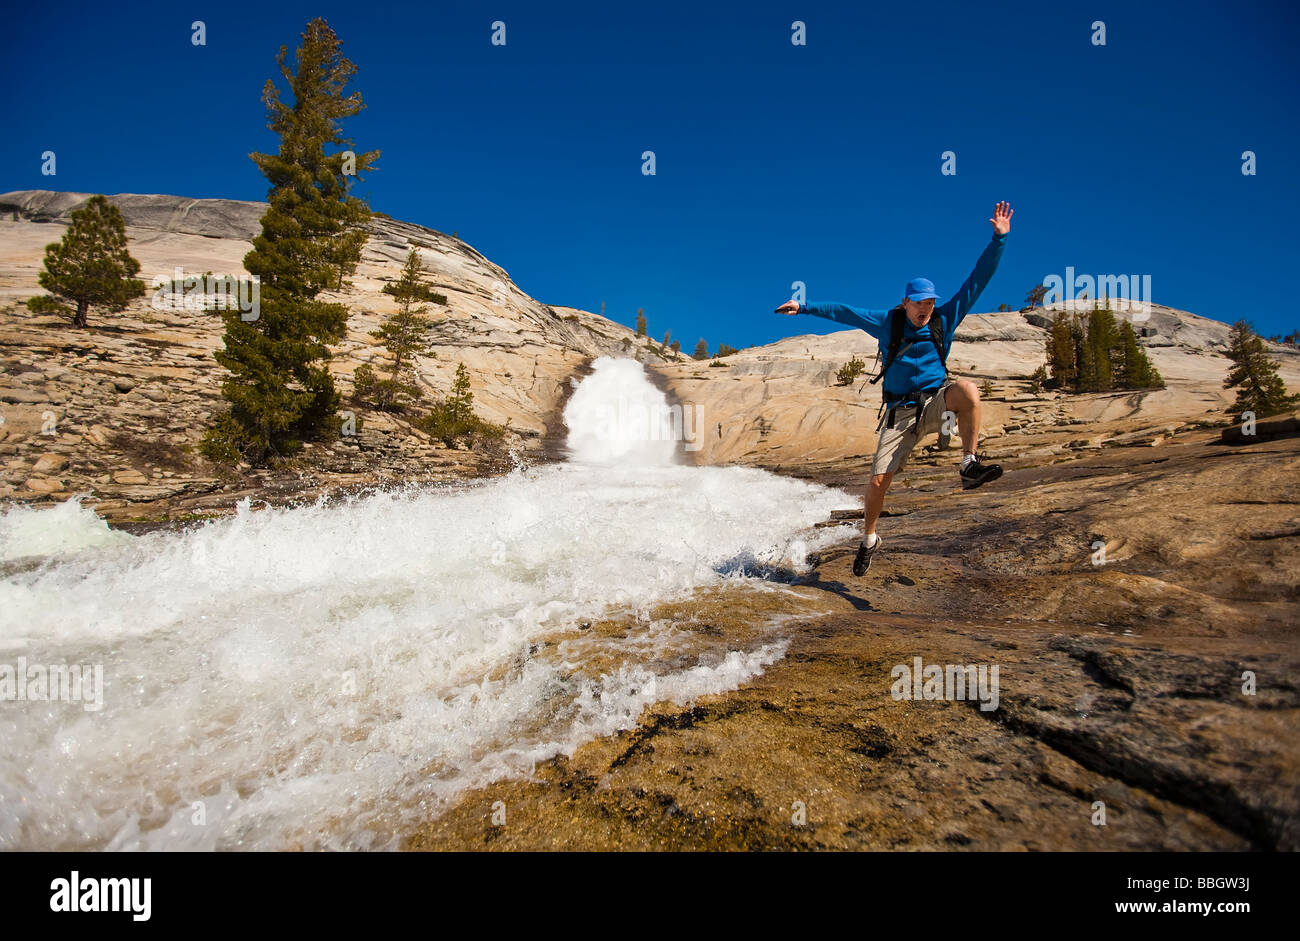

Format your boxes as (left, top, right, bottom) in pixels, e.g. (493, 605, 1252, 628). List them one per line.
(0, 357, 855, 849)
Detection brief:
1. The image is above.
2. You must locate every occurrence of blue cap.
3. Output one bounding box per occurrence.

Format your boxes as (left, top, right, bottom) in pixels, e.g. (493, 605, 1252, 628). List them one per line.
(905, 277, 938, 302)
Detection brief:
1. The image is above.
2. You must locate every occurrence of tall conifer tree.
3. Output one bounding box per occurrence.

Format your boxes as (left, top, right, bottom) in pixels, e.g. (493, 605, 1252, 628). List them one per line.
(354, 247, 438, 412)
(203, 17, 379, 465)
(1223, 321, 1299, 419)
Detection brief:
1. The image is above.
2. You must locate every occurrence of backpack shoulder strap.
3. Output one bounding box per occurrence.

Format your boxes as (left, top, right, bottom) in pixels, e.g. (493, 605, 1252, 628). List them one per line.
(869, 307, 907, 385)
(929, 309, 950, 376)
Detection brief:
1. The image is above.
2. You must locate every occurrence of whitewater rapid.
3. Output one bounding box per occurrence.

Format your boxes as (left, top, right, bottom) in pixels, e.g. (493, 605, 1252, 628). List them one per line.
(0, 356, 856, 850)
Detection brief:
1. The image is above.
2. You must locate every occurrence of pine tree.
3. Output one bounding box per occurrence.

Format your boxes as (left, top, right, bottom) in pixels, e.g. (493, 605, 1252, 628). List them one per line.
(1046, 311, 1076, 389)
(670, 340, 680, 355)
(693, 338, 709, 360)
(355, 247, 436, 412)
(417, 362, 504, 447)
(1076, 314, 1097, 392)
(1114, 319, 1165, 390)
(1042, 310, 1164, 395)
(203, 17, 379, 466)
(1080, 307, 1117, 392)
(28, 195, 146, 328)
(1025, 284, 1047, 309)
(635, 308, 646, 337)
(328, 227, 368, 291)
(1113, 319, 1135, 388)
(661, 329, 671, 350)
(1223, 320, 1300, 419)
(445, 362, 473, 425)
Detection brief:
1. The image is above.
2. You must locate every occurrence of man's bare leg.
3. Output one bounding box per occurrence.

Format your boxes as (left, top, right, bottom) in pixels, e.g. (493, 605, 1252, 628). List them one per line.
(864, 471, 893, 539)
(943, 379, 982, 455)
(853, 469, 894, 575)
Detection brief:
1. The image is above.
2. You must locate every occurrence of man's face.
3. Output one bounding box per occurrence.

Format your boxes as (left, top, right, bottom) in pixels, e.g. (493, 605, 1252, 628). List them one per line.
(903, 297, 935, 326)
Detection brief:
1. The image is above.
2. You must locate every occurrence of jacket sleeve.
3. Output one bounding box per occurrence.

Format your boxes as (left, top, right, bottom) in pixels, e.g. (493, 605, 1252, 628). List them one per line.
(946, 231, 1008, 328)
(799, 301, 888, 339)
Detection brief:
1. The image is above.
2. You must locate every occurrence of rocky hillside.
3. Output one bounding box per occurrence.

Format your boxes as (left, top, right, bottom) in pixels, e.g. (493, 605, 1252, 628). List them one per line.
(0, 189, 671, 523)
(650, 303, 1300, 475)
(2, 189, 1297, 525)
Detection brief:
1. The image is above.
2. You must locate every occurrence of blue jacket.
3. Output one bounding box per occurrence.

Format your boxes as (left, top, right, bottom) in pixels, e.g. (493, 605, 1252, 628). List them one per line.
(799, 231, 1007, 405)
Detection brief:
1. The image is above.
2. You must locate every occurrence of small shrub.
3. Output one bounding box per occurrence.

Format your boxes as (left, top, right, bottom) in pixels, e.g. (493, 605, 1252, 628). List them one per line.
(836, 356, 866, 386)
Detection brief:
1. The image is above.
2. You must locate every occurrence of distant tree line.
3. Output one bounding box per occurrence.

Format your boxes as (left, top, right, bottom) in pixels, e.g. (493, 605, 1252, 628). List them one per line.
(1043, 307, 1165, 393)
(608, 304, 740, 361)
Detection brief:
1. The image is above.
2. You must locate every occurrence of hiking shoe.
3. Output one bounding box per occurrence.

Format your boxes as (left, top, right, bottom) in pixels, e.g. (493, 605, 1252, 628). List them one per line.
(959, 454, 1003, 490)
(852, 535, 881, 576)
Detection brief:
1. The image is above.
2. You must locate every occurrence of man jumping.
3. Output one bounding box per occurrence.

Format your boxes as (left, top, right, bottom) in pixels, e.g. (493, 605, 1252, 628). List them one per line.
(775, 201, 1013, 576)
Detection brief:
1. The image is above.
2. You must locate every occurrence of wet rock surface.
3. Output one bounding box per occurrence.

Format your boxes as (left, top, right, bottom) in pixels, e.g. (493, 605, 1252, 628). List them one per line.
(408, 430, 1299, 850)
(3, 191, 1297, 850)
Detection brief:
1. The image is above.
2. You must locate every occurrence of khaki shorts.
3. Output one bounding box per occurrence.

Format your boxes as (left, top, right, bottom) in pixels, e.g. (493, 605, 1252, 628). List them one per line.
(871, 381, 957, 476)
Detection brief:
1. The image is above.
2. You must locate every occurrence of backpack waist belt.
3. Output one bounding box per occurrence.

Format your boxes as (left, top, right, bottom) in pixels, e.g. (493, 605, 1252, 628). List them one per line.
(878, 385, 945, 431)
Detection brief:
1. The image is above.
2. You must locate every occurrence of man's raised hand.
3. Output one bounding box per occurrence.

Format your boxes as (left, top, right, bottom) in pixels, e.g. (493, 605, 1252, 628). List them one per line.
(775, 300, 800, 315)
(990, 200, 1013, 235)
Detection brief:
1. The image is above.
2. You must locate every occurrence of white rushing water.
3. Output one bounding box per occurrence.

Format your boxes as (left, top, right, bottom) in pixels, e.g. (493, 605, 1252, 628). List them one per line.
(0, 356, 855, 850)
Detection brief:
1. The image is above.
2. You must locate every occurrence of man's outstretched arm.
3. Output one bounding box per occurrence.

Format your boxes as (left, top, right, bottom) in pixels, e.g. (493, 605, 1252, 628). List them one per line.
(946, 201, 1013, 327)
(774, 299, 887, 338)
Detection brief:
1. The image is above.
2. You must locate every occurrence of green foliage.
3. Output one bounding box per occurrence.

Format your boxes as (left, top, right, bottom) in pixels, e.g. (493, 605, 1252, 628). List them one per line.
(416, 362, 505, 447)
(979, 378, 995, 397)
(29, 195, 146, 327)
(1040, 308, 1163, 395)
(1028, 364, 1049, 393)
(1223, 320, 1300, 419)
(1025, 284, 1047, 309)
(661, 329, 671, 349)
(836, 356, 866, 386)
(357, 247, 438, 412)
(635, 308, 646, 337)
(198, 412, 245, 464)
(328, 228, 368, 291)
(381, 280, 446, 306)
(1046, 311, 1076, 389)
(708, 359, 727, 367)
(692, 338, 709, 360)
(715, 343, 739, 357)
(1114, 320, 1163, 391)
(670, 340, 680, 355)
(203, 17, 380, 467)
(352, 363, 422, 413)
(1079, 307, 1117, 392)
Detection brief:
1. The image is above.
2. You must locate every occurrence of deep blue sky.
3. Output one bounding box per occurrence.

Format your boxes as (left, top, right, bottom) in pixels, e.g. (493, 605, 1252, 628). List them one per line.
(3, 0, 1298, 347)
